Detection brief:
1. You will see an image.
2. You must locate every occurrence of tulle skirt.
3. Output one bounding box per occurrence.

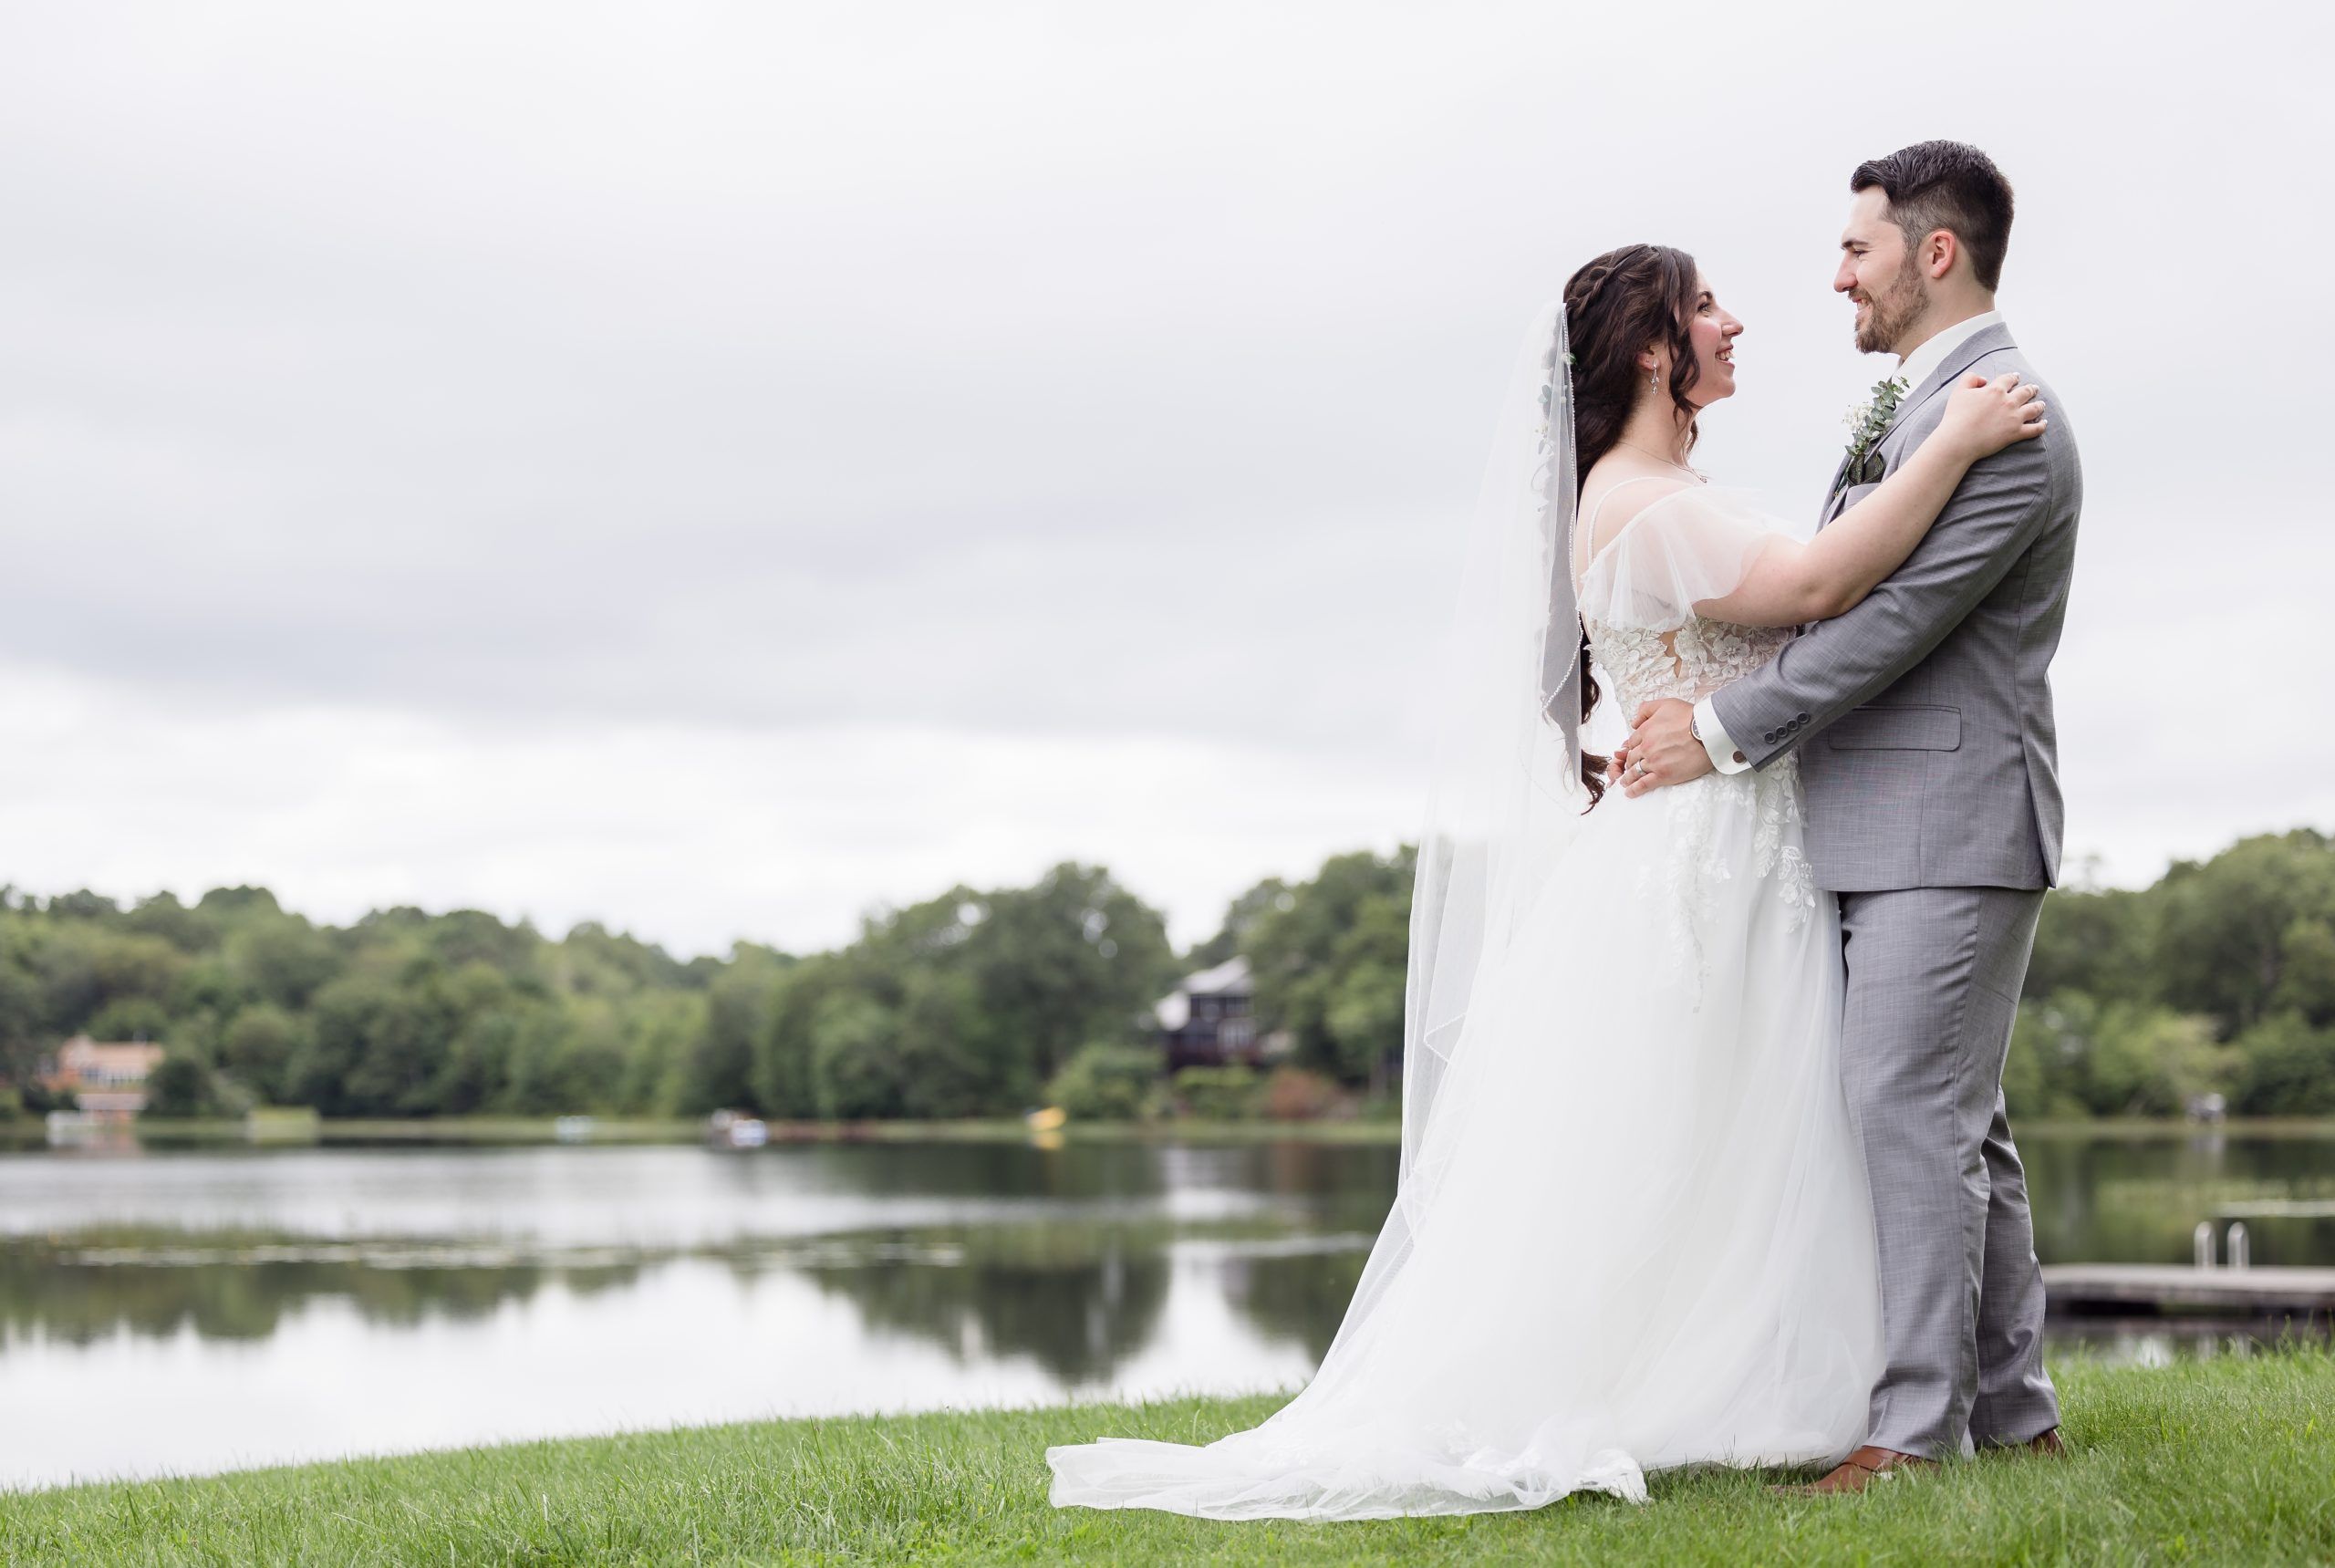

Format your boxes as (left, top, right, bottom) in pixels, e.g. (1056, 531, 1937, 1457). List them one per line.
(1045, 767, 1884, 1519)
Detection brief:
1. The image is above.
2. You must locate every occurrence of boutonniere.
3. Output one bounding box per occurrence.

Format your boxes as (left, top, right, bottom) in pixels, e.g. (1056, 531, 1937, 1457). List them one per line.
(1840, 374, 1909, 484)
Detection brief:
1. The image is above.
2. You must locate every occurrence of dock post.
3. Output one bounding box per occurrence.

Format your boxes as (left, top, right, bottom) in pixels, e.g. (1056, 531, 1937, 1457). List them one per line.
(2227, 1221, 2250, 1271)
(2194, 1220, 2216, 1270)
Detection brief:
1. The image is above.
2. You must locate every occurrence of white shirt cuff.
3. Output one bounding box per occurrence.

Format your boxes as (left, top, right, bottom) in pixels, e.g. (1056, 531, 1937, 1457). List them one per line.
(1694, 696, 1751, 774)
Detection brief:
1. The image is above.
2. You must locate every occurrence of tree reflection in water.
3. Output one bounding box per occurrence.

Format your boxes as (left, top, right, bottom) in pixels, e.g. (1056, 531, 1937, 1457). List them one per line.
(0, 1232, 649, 1345)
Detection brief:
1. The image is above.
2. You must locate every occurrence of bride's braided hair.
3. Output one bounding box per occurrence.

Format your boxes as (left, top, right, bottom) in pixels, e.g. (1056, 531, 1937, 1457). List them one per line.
(1557, 243, 1705, 809)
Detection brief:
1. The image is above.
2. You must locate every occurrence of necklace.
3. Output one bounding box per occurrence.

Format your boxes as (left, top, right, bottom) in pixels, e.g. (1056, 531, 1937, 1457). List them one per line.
(1614, 441, 1696, 472)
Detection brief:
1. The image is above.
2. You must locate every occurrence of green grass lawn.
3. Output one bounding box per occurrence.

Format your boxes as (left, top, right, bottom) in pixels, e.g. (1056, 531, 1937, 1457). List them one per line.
(4, 1351, 2330, 1565)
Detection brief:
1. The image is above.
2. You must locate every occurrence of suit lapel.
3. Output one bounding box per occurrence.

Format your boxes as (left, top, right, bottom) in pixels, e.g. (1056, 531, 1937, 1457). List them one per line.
(1820, 321, 2018, 529)
(1875, 320, 2018, 451)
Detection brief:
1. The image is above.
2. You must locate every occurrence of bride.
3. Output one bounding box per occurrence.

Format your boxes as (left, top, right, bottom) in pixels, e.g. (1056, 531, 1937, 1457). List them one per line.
(1045, 244, 2047, 1519)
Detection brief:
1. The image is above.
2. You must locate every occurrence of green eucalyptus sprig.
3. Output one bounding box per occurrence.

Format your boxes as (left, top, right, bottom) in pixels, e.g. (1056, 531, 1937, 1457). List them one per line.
(1841, 374, 1910, 481)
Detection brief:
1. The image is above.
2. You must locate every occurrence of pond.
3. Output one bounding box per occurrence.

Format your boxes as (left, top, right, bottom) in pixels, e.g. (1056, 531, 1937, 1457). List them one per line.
(3, 1127, 2330, 1490)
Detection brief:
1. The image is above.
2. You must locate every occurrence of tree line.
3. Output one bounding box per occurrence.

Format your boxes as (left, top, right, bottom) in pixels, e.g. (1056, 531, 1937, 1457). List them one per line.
(0, 828, 2329, 1123)
(2013, 828, 2335, 1116)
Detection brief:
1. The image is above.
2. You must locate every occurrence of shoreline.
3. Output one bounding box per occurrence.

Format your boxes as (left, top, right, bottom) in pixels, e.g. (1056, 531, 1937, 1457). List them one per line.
(6, 1112, 2333, 1148)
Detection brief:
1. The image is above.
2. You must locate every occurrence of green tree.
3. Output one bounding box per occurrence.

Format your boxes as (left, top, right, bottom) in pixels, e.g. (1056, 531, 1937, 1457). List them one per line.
(142, 1052, 216, 1117)
(810, 991, 905, 1119)
(0, 960, 44, 1108)
(2230, 1012, 2335, 1116)
(753, 958, 843, 1119)
(814, 864, 1177, 1117)
(675, 949, 787, 1113)
(2084, 1003, 2237, 1117)
(2153, 830, 2335, 1034)
(1185, 877, 1295, 970)
(224, 920, 340, 1012)
(895, 967, 1020, 1118)
(948, 863, 1177, 1093)
(293, 971, 459, 1116)
(221, 1003, 304, 1104)
(2269, 918, 2335, 1027)
(2024, 879, 2154, 1002)
(122, 892, 213, 953)
(87, 997, 171, 1044)
(1245, 847, 1415, 1086)
(1320, 896, 1408, 1090)
(33, 924, 187, 1035)
(2011, 992, 2236, 1118)
(617, 990, 705, 1115)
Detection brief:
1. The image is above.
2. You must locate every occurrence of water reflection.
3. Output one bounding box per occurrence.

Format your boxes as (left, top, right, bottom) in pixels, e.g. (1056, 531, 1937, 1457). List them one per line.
(783, 1228, 1175, 1384)
(0, 1128, 2329, 1490)
(0, 1234, 648, 1345)
(2021, 1127, 2335, 1267)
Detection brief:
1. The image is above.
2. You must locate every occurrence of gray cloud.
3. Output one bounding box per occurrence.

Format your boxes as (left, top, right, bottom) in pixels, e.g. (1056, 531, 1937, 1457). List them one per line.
(1, 0, 2327, 950)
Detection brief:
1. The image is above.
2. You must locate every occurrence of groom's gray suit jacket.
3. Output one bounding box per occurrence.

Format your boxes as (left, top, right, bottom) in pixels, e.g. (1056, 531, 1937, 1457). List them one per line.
(1708, 319, 2081, 1457)
(1709, 321, 2081, 892)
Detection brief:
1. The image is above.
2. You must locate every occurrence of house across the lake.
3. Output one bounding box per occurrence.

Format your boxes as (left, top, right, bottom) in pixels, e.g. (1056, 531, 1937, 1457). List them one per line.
(39, 1036, 168, 1117)
(1153, 955, 1286, 1071)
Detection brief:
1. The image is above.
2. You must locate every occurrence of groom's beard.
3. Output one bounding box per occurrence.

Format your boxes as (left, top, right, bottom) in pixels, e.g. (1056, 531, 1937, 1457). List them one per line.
(1855, 254, 1929, 356)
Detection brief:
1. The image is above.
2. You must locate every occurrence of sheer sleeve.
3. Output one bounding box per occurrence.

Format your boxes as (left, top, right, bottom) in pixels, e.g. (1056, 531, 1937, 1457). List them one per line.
(1576, 483, 1794, 631)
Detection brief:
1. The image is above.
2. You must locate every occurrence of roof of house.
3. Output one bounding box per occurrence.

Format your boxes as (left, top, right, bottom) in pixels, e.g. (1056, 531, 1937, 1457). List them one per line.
(51, 1037, 168, 1081)
(1153, 954, 1252, 1030)
(1183, 955, 1251, 995)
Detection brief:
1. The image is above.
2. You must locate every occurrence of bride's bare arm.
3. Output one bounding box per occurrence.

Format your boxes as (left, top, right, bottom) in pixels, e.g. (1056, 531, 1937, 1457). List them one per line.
(1696, 372, 2045, 628)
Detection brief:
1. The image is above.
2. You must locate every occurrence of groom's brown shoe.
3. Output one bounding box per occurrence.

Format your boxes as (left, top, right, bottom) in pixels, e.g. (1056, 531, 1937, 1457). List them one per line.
(1773, 1445, 1938, 1497)
(2008, 1426, 2066, 1457)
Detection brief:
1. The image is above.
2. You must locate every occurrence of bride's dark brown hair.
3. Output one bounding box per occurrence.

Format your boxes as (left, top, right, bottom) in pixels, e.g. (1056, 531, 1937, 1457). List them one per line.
(1554, 243, 1706, 808)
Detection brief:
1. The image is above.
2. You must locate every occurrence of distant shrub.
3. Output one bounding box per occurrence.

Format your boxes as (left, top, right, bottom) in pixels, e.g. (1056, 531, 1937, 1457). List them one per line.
(1261, 1065, 1344, 1121)
(1171, 1064, 1262, 1121)
(1045, 1044, 1160, 1121)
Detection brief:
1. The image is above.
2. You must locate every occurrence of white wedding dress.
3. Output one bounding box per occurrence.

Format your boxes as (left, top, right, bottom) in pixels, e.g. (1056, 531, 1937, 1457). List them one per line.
(1046, 474, 1886, 1519)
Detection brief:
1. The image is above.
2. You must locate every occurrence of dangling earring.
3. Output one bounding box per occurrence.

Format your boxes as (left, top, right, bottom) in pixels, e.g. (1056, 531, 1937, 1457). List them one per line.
(1648, 369, 1659, 392)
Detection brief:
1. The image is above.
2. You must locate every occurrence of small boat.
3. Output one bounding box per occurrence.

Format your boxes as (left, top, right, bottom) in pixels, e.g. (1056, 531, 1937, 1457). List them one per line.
(705, 1108, 769, 1148)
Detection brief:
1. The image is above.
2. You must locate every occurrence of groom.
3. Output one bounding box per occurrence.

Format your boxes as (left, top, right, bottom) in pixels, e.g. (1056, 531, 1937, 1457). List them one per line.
(1614, 140, 2079, 1490)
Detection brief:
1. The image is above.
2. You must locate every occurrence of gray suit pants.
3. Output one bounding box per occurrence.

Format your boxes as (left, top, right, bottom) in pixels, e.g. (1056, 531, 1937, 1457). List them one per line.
(1836, 885, 2061, 1458)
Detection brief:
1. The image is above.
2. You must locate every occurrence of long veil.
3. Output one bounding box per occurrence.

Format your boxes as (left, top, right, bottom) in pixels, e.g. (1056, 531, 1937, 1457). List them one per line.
(1323, 300, 1589, 1363)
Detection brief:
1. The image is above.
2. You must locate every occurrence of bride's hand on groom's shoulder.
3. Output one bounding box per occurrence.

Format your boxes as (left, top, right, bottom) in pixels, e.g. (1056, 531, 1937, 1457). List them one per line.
(1611, 700, 1713, 799)
(1939, 371, 2047, 463)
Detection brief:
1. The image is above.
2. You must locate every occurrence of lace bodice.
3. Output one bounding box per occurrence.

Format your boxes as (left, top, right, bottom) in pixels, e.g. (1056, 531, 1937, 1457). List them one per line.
(1583, 611, 1794, 716)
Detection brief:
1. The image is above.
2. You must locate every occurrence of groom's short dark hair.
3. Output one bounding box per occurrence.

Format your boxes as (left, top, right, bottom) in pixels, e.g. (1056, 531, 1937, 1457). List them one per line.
(1852, 140, 2015, 292)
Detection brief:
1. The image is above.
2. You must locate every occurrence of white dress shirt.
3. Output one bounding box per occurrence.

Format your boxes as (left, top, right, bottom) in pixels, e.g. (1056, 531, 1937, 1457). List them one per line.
(1689, 309, 2008, 774)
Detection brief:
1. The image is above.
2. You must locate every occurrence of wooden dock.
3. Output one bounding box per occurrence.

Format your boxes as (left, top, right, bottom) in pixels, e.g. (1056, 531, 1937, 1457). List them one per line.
(2042, 1263, 2335, 1314)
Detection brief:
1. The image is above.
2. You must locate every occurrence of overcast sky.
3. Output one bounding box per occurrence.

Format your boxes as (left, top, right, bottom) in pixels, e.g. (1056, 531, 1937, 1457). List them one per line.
(4, 1, 2328, 958)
